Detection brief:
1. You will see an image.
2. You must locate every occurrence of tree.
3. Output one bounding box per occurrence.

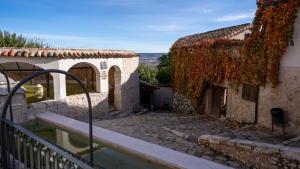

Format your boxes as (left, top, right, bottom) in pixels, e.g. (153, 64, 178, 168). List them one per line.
(0, 31, 49, 48)
(138, 64, 158, 85)
(156, 52, 172, 84)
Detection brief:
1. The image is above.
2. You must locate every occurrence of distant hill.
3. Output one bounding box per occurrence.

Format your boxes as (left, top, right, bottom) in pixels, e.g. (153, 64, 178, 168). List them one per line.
(138, 53, 166, 68)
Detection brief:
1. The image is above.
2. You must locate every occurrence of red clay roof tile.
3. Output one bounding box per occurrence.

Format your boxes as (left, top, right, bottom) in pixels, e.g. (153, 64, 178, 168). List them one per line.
(172, 23, 252, 48)
(0, 48, 137, 59)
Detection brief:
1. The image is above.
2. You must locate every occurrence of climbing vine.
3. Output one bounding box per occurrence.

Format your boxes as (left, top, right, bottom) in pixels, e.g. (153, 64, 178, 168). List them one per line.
(171, 0, 300, 109)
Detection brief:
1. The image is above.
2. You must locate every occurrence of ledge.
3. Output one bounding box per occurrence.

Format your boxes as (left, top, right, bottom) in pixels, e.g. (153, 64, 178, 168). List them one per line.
(37, 112, 231, 169)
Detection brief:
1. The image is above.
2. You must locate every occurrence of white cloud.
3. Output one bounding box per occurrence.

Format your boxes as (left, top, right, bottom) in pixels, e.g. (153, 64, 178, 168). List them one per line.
(146, 24, 191, 32)
(23, 33, 101, 41)
(202, 9, 214, 14)
(215, 12, 254, 22)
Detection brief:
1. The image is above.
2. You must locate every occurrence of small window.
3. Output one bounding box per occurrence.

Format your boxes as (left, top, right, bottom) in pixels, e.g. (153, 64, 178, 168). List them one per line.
(242, 84, 258, 102)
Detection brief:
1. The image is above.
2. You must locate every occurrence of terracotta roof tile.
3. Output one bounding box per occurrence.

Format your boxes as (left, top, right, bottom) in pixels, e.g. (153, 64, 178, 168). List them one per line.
(16, 51, 22, 57)
(22, 51, 28, 57)
(0, 48, 138, 59)
(8, 49, 15, 57)
(172, 23, 252, 48)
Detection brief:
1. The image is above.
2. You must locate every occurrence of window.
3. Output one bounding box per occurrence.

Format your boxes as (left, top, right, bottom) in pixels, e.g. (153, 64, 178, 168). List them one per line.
(242, 84, 258, 102)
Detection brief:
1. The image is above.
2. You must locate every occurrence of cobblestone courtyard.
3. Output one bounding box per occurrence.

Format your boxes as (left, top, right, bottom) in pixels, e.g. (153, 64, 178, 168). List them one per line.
(93, 112, 297, 168)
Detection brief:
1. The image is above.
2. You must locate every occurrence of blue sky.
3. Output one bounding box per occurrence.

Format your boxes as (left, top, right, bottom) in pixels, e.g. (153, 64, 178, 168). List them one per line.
(0, 0, 256, 53)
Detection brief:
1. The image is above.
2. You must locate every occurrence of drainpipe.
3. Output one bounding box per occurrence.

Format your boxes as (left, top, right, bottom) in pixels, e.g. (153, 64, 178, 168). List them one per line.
(254, 86, 260, 124)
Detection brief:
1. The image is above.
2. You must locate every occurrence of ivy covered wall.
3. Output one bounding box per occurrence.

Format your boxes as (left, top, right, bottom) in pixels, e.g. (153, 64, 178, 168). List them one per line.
(171, 0, 300, 112)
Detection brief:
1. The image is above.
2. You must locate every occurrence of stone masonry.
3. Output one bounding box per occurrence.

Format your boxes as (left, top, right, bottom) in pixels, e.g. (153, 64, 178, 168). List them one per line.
(198, 135, 300, 169)
(257, 67, 300, 135)
(173, 92, 195, 114)
(226, 86, 256, 124)
(28, 93, 108, 121)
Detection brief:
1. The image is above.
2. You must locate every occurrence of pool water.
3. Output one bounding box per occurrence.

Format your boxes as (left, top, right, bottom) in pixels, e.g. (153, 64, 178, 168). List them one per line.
(22, 120, 166, 169)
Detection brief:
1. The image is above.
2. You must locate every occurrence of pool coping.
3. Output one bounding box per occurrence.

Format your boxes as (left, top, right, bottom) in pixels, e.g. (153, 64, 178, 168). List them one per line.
(37, 112, 231, 169)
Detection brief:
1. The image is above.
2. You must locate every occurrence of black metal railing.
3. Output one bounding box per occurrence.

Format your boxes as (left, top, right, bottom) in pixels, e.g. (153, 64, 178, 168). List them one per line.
(0, 69, 13, 121)
(1, 118, 94, 169)
(0, 69, 95, 169)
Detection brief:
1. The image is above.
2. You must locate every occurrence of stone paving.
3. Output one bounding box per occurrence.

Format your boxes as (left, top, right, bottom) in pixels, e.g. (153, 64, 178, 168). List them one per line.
(93, 112, 298, 168)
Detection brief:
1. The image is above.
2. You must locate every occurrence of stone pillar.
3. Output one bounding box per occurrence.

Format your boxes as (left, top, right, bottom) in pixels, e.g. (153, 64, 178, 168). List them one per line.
(52, 73, 66, 99)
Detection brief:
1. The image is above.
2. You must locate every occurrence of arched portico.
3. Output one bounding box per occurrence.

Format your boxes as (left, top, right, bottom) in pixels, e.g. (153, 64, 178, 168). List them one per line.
(0, 62, 54, 103)
(108, 65, 122, 111)
(0, 48, 139, 114)
(66, 62, 100, 95)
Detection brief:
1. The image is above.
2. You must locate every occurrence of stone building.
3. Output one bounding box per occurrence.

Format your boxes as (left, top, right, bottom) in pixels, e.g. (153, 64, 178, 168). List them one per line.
(172, 23, 252, 115)
(172, 13, 300, 135)
(0, 48, 140, 121)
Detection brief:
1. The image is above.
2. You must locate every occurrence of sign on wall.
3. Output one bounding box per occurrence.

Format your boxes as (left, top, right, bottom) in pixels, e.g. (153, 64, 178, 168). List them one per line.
(100, 71, 107, 80)
(100, 61, 107, 70)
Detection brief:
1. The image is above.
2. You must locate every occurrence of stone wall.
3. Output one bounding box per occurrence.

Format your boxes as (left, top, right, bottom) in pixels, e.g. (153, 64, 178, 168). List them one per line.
(257, 12, 300, 135)
(173, 92, 195, 114)
(28, 93, 108, 121)
(121, 57, 140, 113)
(226, 87, 256, 123)
(199, 135, 300, 169)
(258, 67, 300, 135)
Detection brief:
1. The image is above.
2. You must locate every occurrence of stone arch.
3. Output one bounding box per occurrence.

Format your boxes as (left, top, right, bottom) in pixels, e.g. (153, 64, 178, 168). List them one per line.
(108, 65, 122, 111)
(0, 62, 54, 103)
(66, 62, 100, 96)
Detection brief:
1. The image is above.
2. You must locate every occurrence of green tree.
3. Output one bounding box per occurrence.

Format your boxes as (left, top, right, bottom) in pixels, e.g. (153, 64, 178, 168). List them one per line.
(0, 31, 49, 48)
(156, 52, 172, 84)
(138, 64, 158, 85)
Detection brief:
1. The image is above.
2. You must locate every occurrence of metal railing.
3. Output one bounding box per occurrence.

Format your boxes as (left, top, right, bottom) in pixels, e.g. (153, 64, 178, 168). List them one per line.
(0, 69, 95, 169)
(1, 119, 94, 169)
(0, 69, 13, 121)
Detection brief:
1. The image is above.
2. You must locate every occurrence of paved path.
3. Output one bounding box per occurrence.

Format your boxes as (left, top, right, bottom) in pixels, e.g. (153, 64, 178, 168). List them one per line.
(93, 113, 240, 168)
(93, 112, 296, 168)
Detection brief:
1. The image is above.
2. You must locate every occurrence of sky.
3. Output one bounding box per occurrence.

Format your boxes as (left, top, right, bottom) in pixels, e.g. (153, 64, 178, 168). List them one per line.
(0, 0, 256, 53)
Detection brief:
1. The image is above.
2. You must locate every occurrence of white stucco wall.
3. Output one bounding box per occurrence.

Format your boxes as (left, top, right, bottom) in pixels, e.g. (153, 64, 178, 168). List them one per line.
(0, 56, 140, 114)
(0, 57, 60, 70)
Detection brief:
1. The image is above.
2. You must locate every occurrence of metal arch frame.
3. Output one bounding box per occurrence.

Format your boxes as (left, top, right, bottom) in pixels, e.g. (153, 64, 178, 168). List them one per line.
(0, 69, 94, 167)
(0, 69, 13, 121)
